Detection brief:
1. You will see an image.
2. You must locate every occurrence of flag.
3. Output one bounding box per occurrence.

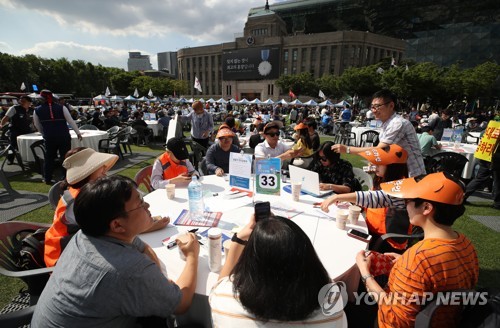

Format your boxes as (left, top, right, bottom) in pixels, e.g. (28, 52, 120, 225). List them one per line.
(376, 67, 385, 74)
(405, 64, 409, 71)
(289, 90, 296, 99)
(20, 82, 26, 91)
(133, 88, 139, 97)
(194, 76, 202, 92)
(391, 57, 397, 67)
(105, 86, 111, 97)
(148, 89, 153, 97)
(318, 90, 326, 100)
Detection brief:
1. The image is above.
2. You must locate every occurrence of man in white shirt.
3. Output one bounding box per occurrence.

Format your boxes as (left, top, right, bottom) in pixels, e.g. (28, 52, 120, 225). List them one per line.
(254, 122, 302, 160)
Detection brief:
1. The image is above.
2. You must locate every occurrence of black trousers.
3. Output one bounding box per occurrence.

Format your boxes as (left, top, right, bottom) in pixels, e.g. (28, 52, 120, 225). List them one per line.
(43, 136, 71, 182)
(465, 159, 500, 207)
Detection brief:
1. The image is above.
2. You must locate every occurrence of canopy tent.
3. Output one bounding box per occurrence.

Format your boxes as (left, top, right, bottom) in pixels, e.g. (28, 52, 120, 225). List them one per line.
(276, 99, 288, 105)
(238, 98, 249, 105)
(93, 94, 108, 101)
(137, 96, 149, 102)
(303, 99, 318, 106)
(197, 98, 205, 103)
(334, 100, 351, 108)
(262, 98, 274, 105)
(207, 98, 216, 103)
(216, 98, 227, 104)
(124, 95, 137, 101)
(289, 99, 303, 105)
(0, 95, 18, 99)
(229, 99, 238, 104)
(187, 98, 194, 103)
(249, 98, 261, 104)
(319, 100, 334, 107)
(109, 95, 123, 102)
(178, 97, 188, 103)
(148, 96, 159, 102)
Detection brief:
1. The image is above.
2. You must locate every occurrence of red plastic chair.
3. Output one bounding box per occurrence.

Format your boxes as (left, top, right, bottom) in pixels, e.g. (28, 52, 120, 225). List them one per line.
(134, 165, 153, 193)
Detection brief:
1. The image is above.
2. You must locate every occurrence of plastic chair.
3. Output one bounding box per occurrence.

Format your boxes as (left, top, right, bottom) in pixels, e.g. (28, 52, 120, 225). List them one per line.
(118, 126, 134, 155)
(48, 181, 65, 210)
(426, 152, 469, 179)
(134, 165, 153, 193)
(98, 128, 124, 160)
(353, 167, 373, 191)
(359, 130, 380, 147)
(466, 133, 480, 144)
(186, 140, 207, 170)
(0, 221, 53, 305)
(29, 140, 46, 174)
(79, 124, 99, 130)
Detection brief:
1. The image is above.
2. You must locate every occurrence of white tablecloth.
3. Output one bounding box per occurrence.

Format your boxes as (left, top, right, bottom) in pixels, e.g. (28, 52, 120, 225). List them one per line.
(145, 120, 162, 136)
(140, 175, 367, 297)
(351, 126, 382, 147)
(435, 142, 478, 179)
(17, 130, 108, 162)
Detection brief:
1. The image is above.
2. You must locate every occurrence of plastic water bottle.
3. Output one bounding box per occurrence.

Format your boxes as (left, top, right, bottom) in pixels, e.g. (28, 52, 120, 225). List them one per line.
(188, 176, 204, 221)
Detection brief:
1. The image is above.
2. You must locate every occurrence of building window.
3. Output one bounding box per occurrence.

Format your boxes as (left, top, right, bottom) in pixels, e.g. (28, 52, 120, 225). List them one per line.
(283, 67, 288, 75)
(284, 50, 289, 62)
(311, 47, 317, 63)
(292, 66, 297, 74)
(292, 49, 298, 61)
(252, 28, 268, 36)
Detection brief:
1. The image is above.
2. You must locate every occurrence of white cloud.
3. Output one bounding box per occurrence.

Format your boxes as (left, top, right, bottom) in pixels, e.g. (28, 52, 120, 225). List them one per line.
(0, 41, 12, 52)
(20, 41, 137, 69)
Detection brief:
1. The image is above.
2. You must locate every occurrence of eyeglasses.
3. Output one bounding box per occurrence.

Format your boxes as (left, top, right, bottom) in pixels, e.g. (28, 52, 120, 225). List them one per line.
(319, 156, 328, 162)
(124, 196, 148, 214)
(371, 102, 390, 110)
(265, 132, 280, 137)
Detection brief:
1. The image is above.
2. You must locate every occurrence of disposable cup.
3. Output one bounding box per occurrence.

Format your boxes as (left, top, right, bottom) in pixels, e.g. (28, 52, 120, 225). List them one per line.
(348, 205, 362, 225)
(291, 182, 302, 201)
(336, 209, 349, 230)
(166, 184, 175, 200)
(176, 233, 190, 261)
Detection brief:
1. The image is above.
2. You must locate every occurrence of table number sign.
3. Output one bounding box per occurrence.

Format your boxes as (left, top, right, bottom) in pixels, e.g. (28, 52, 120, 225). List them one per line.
(255, 158, 281, 195)
(228, 152, 252, 190)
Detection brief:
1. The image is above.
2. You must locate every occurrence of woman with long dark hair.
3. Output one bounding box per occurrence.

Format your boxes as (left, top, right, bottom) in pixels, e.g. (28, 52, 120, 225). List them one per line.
(209, 215, 347, 327)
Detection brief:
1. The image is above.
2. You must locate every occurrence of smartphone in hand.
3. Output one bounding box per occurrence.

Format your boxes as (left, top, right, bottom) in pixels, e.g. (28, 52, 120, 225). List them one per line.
(254, 201, 271, 222)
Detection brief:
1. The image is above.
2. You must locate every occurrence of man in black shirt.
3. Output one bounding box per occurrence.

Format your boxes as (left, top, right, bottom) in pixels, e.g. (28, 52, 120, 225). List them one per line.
(0, 95, 33, 163)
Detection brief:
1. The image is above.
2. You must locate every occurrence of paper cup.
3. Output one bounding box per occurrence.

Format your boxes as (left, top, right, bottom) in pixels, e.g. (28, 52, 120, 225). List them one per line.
(336, 209, 349, 230)
(348, 205, 362, 225)
(291, 182, 302, 201)
(176, 233, 190, 261)
(166, 184, 175, 200)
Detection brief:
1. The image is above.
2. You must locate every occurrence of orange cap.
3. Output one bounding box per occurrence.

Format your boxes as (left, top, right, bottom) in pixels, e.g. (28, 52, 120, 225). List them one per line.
(380, 172, 464, 205)
(294, 122, 307, 130)
(358, 144, 407, 165)
(216, 126, 235, 138)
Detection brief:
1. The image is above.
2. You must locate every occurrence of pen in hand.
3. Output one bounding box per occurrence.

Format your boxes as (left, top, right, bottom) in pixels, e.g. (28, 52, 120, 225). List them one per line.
(167, 229, 202, 249)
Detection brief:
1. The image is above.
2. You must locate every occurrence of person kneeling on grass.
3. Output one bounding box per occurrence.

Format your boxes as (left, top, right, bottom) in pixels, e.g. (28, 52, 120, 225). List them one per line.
(356, 172, 479, 328)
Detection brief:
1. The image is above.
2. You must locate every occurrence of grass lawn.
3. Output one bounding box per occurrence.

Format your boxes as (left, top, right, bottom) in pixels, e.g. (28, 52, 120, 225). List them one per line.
(1, 137, 499, 309)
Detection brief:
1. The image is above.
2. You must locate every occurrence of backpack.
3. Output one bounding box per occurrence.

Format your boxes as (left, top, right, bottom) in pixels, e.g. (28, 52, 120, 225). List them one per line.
(12, 228, 48, 270)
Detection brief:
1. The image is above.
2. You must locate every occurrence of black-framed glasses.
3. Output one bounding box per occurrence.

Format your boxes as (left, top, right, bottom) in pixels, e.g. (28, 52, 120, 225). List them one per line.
(319, 156, 328, 162)
(370, 102, 390, 110)
(266, 132, 279, 137)
(124, 197, 148, 214)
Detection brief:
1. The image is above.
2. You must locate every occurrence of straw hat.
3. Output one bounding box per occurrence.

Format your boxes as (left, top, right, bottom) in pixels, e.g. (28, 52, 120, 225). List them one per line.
(63, 148, 119, 185)
(380, 172, 464, 205)
(358, 144, 407, 165)
(216, 125, 235, 138)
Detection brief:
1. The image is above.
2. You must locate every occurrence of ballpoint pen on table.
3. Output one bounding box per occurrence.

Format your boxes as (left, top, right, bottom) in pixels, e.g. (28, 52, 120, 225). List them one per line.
(166, 228, 202, 249)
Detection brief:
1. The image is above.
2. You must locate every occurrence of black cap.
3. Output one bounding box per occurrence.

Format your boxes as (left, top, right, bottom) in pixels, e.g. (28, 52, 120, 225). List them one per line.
(166, 137, 189, 160)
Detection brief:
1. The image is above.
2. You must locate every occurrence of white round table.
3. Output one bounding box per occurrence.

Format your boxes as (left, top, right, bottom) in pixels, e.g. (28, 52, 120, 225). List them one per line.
(17, 130, 108, 162)
(145, 120, 162, 136)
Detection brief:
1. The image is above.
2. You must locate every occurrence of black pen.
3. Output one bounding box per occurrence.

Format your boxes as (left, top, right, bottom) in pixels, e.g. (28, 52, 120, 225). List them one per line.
(167, 229, 201, 249)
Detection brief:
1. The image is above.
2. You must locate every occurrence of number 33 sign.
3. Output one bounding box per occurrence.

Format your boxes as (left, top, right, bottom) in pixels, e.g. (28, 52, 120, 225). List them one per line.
(255, 158, 281, 195)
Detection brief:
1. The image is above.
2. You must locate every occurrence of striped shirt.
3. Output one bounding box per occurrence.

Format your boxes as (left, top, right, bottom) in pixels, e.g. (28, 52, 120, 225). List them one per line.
(355, 190, 406, 209)
(378, 233, 479, 328)
(380, 114, 426, 177)
(209, 277, 347, 327)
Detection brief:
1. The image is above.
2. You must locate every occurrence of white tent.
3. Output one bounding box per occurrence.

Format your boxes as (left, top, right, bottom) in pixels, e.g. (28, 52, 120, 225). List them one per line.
(216, 98, 227, 104)
(149, 96, 159, 102)
(197, 98, 206, 103)
(207, 98, 216, 103)
(238, 98, 249, 105)
(262, 98, 274, 105)
(187, 98, 194, 103)
(249, 98, 261, 104)
(334, 100, 350, 108)
(289, 99, 303, 105)
(319, 100, 334, 107)
(124, 95, 137, 101)
(110, 95, 123, 102)
(229, 99, 238, 104)
(93, 94, 108, 101)
(178, 97, 188, 103)
(303, 99, 318, 106)
(276, 99, 288, 105)
(137, 96, 149, 102)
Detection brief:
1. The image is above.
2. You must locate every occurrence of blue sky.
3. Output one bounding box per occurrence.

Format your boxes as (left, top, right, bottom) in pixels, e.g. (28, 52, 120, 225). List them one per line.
(0, 0, 283, 70)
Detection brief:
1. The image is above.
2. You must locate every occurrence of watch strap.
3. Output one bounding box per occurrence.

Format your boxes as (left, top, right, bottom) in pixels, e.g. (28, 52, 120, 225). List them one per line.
(231, 233, 247, 245)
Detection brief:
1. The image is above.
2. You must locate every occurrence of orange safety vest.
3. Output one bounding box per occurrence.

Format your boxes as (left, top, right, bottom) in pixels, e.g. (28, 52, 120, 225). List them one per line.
(365, 206, 412, 250)
(44, 187, 81, 267)
(158, 152, 189, 180)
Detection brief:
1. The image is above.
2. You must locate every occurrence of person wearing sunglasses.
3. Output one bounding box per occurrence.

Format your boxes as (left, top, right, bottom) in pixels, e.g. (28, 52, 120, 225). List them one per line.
(205, 125, 240, 176)
(307, 141, 361, 194)
(254, 122, 302, 160)
(331, 89, 425, 178)
(356, 172, 478, 328)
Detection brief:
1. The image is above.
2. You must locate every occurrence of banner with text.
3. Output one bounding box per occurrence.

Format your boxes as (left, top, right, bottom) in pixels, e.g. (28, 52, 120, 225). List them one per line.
(222, 47, 280, 81)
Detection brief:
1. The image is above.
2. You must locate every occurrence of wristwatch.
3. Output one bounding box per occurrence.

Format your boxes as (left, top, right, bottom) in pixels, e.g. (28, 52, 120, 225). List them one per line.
(231, 233, 247, 246)
(346, 146, 351, 154)
(361, 274, 374, 284)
